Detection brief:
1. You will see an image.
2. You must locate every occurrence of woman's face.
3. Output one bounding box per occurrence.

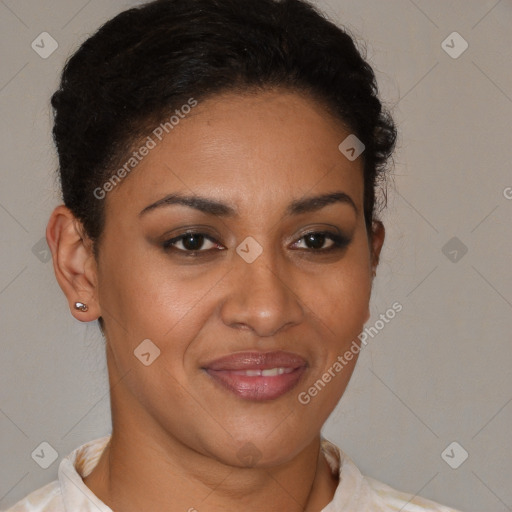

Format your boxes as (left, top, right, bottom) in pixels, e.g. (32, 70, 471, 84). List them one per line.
(94, 89, 383, 467)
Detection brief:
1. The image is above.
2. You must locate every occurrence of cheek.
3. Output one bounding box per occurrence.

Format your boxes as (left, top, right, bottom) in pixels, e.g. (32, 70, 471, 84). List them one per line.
(295, 257, 371, 420)
(97, 238, 215, 335)
(308, 251, 372, 343)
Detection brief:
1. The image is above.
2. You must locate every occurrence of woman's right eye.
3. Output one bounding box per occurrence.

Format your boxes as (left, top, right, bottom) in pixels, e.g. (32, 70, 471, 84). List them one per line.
(163, 233, 223, 255)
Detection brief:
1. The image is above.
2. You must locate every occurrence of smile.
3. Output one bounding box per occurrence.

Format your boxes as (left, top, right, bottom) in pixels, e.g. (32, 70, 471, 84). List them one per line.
(203, 351, 308, 401)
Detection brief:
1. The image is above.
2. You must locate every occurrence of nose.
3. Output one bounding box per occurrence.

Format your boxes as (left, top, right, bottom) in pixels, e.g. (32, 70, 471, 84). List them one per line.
(219, 250, 305, 337)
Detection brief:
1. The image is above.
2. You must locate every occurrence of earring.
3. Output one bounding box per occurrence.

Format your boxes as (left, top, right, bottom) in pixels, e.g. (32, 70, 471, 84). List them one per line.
(74, 302, 88, 312)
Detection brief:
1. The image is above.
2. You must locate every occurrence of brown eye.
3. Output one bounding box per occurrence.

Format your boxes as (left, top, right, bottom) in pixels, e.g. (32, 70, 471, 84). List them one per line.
(304, 233, 328, 250)
(292, 231, 351, 251)
(163, 232, 221, 253)
(181, 233, 206, 251)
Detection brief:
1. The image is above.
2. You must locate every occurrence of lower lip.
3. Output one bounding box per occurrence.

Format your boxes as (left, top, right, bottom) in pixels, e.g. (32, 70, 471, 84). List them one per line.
(205, 367, 307, 401)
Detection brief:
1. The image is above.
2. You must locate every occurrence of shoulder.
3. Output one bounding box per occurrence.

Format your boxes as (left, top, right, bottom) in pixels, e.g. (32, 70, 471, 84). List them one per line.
(320, 438, 463, 512)
(2, 435, 112, 512)
(2, 480, 63, 512)
(365, 475, 463, 511)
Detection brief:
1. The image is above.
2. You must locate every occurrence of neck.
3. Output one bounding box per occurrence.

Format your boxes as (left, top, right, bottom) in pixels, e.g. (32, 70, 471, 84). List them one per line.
(84, 425, 337, 512)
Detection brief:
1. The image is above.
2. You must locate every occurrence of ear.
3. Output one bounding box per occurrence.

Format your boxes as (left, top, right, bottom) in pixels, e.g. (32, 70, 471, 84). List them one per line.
(46, 205, 100, 322)
(363, 220, 385, 324)
(370, 220, 385, 276)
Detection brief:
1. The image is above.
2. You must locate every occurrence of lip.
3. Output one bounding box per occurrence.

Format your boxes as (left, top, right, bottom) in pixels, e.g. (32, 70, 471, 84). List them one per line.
(203, 351, 308, 401)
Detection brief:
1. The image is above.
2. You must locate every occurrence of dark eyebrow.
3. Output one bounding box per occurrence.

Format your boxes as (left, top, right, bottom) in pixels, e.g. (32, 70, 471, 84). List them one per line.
(139, 191, 357, 217)
(139, 194, 237, 217)
(286, 192, 358, 216)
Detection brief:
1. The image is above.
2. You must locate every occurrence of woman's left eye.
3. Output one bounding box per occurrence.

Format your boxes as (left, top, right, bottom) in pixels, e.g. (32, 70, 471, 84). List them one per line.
(291, 231, 351, 251)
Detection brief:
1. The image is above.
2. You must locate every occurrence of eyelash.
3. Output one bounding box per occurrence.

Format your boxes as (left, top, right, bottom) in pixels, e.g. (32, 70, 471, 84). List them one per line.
(162, 231, 351, 257)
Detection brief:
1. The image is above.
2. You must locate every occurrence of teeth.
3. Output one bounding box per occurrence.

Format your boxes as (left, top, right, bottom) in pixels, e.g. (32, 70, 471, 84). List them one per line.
(262, 368, 281, 377)
(241, 367, 293, 377)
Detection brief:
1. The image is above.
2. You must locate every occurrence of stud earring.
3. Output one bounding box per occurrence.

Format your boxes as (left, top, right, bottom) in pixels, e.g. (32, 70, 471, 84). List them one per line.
(74, 302, 88, 312)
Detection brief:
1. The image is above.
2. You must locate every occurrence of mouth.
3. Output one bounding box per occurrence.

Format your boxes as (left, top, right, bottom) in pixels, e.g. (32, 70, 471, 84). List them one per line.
(203, 351, 308, 401)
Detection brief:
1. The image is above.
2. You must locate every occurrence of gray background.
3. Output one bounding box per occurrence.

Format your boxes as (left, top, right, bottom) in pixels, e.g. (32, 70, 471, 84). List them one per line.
(1, 1, 511, 511)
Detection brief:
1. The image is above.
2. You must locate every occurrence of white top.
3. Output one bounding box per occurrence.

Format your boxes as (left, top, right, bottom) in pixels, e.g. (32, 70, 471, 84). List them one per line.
(4, 435, 462, 512)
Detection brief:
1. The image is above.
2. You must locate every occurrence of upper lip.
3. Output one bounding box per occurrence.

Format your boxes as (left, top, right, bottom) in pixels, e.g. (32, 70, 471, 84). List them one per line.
(203, 351, 308, 371)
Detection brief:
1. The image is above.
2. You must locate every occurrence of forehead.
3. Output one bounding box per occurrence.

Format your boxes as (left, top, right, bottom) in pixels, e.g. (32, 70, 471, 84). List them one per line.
(106, 89, 364, 218)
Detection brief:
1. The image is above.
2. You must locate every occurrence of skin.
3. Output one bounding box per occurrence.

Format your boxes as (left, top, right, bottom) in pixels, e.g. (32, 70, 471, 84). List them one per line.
(47, 89, 384, 512)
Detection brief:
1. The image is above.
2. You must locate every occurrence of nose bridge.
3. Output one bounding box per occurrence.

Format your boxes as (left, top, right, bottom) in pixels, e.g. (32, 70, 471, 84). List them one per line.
(219, 244, 304, 337)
